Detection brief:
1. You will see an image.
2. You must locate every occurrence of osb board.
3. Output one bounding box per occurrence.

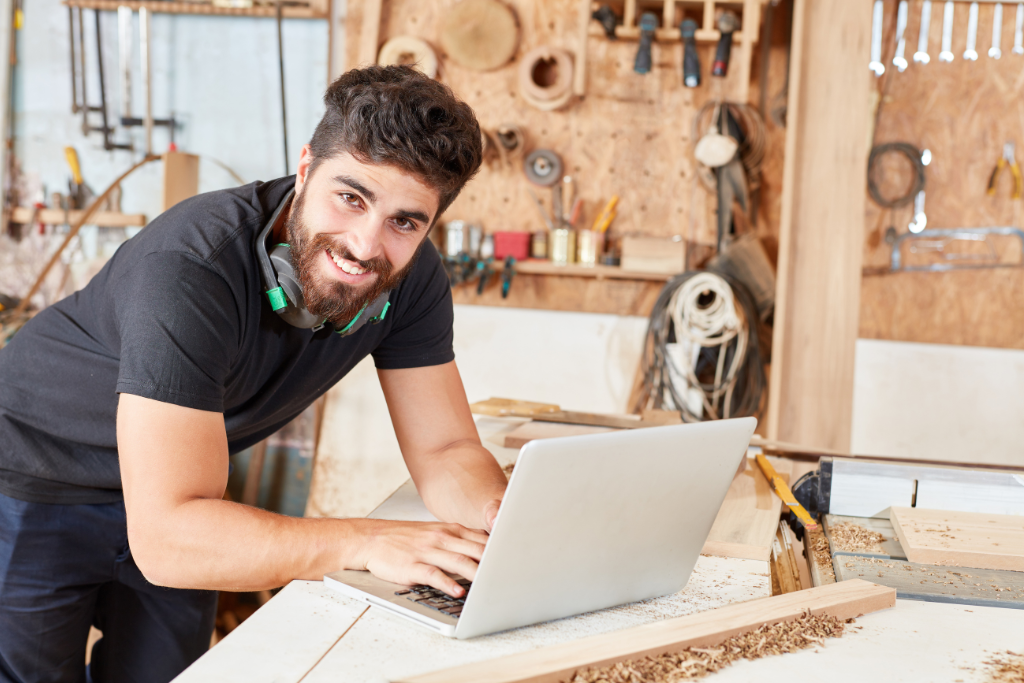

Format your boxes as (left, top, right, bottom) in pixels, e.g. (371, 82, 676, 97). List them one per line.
(862, 0, 1024, 350)
(344, 0, 792, 251)
(450, 271, 663, 315)
(889, 506, 1024, 573)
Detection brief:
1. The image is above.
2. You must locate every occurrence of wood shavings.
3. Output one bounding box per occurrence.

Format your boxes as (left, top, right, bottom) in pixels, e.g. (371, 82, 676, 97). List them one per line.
(567, 612, 849, 682)
(828, 522, 886, 553)
(809, 531, 836, 582)
(502, 463, 515, 479)
(985, 651, 1024, 683)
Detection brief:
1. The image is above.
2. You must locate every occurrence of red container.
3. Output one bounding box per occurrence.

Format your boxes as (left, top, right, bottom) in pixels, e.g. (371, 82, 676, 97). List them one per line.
(492, 231, 531, 260)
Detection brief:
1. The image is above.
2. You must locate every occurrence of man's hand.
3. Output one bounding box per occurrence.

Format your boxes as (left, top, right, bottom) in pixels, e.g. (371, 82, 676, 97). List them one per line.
(356, 520, 489, 597)
(482, 499, 502, 532)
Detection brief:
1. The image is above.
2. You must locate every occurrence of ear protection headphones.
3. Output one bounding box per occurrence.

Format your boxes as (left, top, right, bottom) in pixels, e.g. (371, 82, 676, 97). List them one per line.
(255, 188, 391, 335)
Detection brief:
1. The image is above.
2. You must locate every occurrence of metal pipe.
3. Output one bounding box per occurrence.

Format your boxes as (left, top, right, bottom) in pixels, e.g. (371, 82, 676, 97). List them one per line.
(117, 5, 132, 121)
(276, 0, 289, 175)
(69, 7, 79, 114)
(78, 7, 88, 134)
(139, 7, 152, 155)
(94, 10, 113, 149)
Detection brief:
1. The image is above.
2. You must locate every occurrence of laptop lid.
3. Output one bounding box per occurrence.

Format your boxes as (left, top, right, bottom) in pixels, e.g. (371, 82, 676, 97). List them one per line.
(454, 417, 756, 638)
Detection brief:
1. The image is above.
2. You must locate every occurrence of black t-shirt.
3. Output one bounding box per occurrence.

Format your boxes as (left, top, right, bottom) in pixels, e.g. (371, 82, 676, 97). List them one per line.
(0, 176, 455, 505)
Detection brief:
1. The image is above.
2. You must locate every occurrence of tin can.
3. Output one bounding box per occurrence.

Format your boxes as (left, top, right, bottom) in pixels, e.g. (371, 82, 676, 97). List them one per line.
(550, 229, 576, 265)
(576, 230, 603, 266)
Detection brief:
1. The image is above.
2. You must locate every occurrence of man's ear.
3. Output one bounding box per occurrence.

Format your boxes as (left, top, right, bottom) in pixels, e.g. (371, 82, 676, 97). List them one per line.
(295, 145, 314, 190)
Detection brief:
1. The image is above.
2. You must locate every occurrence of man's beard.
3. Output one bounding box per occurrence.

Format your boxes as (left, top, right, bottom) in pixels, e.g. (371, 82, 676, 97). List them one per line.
(285, 190, 421, 328)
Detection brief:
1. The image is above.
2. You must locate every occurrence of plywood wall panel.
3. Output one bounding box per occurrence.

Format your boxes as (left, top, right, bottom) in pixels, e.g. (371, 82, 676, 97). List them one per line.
(344, 0, 791, 252)
(862, 0, 1024, 350)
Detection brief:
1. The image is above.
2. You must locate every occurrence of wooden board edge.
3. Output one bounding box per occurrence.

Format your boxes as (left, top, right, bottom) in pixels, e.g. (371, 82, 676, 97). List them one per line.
(394, 580, 895, 683)
(889, 507, 1024, 572)
(701, 540, 771, 562)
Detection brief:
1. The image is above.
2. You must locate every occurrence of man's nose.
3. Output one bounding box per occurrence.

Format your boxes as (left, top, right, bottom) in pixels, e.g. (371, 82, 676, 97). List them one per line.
(345, 219, 384, 262)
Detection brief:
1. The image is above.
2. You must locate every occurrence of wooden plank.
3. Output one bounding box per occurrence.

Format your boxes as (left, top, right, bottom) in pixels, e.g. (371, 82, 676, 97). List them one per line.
(502, 421, 614, 449)
(9, 207, 146, 228)
(162, 151, 199, 212)
(834, 556, 1024, 610)
(62, 0, 327, 19)
(889, 507, 1024, 573)
(511, 261, 673, 282)
(395, 580, 896, 683)
(766, 0, 871, 452)
(701, 456, 789, 562)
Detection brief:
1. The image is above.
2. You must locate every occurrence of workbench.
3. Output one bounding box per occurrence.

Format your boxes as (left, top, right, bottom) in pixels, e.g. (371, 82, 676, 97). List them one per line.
(174, 418, 1024, 683)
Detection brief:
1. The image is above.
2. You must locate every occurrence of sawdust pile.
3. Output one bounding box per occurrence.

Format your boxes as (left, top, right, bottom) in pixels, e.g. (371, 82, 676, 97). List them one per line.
(502, 463, 515, 479)
(986, 651, 1024, 682)
(828, 522, 886, 553)
(808, 531, 836, 582)
(567, 612, 849, 682)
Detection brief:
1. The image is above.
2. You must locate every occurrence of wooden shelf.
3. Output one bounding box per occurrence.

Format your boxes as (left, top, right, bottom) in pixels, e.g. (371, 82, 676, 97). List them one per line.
(10, 206, 147, 228)
(511, 260, 674, 282)
(62, 0, 329, 20)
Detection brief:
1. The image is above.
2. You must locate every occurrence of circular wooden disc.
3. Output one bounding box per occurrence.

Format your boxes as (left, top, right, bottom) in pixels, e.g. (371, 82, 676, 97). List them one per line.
(439, 0, 519, 72)
(378, 36, 438, 78)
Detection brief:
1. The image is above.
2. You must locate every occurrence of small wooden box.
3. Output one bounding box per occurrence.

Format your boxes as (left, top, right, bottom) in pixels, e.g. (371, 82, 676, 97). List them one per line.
(620, 236, 686, 274)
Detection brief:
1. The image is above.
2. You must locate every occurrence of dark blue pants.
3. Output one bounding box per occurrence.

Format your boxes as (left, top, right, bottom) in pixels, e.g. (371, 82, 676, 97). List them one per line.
(0, 492, 217, 683)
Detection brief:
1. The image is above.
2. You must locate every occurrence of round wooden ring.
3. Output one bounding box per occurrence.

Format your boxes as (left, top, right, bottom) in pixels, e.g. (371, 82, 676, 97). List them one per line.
(378, 36, 438, 78)
(518, 47, 574, 111)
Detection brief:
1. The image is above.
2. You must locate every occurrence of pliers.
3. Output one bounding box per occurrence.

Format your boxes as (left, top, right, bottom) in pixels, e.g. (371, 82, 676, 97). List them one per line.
(987, 142, 1023, 199)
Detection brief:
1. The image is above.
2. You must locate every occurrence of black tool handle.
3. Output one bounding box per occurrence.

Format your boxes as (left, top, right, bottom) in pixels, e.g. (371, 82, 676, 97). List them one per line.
(634, 13, 658, 74)
(712, 32, 733, 76)
(680, 19, 700, 87)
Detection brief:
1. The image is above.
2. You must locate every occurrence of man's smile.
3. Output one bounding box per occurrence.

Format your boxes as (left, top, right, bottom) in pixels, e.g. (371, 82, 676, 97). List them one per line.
(325, 247, 373, 283)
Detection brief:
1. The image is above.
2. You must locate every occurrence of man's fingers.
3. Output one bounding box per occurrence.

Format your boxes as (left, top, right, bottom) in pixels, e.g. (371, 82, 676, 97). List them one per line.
(436, 535, 486, 561)
(452, 526, 490, 545)
(424, 547, 480, 583)
(412, 563, 465, 598)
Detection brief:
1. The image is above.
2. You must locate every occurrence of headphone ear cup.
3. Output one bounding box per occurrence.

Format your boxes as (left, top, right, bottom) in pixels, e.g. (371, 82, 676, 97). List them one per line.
(268, 244, 326, 329)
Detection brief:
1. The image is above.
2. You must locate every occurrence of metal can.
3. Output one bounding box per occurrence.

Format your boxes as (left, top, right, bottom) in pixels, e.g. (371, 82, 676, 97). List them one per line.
(550, 228, 576, 265)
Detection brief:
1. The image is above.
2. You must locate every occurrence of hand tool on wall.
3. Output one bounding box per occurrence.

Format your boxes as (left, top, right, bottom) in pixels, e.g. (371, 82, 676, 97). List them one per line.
(551, 182, 564, 228)
(914, 0, 932, 63)
(592, 5, 618, 39)
(561, 175, 574, 223)
(987, 142, 1023, 199)
(527, 188, 554, 230)
(991, 3, 1003, 58)
(908, 186, 928, 233)
(276, 0, 289, 175)
(118, 6, 133, 124)
(893, 0, 910, 71)
(633, 12, 658, 74)
(964, 1, 980, 60)
(64, 147, 94, 210)
(756, 454, 819, 533)
(869, 0, 885, 75)
(939, 1, 955, 62)
(1015, 3, 1024, 53)
(680, 19, 701, 87)
(712, 11, 740, 77)
(500, 256, 514, 298)
(524, 149, 563, 186)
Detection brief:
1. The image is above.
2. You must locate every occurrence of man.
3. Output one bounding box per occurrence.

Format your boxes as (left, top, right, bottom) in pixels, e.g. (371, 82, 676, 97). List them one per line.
(0, 66, 508, 682)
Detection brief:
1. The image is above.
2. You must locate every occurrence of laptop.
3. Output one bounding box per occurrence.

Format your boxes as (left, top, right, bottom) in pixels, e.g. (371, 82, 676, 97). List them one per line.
(324, 417, 757, 639)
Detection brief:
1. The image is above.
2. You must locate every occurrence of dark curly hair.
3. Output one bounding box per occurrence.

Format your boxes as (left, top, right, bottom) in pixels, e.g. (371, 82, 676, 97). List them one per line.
(308, 65, 483, 222)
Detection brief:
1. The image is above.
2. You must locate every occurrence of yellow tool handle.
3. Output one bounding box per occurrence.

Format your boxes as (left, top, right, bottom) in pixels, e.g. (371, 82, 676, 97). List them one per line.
(1011, 163, 1023, 200)
(64, 147, 84, 186)
(755, 453, 819, 531)
(590, 195, 619, 232)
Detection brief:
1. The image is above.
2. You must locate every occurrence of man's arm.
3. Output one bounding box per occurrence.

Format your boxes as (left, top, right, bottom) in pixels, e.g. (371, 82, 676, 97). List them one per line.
(118, 393, 487, 597)
(378, 361, 508, 531)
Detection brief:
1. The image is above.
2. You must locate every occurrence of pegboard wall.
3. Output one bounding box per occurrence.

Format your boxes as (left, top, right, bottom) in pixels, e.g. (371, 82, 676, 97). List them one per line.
(861, 0, 1024, 349)
(344, 0, 791, 314)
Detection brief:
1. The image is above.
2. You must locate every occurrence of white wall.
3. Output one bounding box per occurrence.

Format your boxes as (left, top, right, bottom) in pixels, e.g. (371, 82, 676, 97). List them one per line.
(851, 339, 1024, 468)
(16, 0, 329, 219)
(307, 305, 649, 518)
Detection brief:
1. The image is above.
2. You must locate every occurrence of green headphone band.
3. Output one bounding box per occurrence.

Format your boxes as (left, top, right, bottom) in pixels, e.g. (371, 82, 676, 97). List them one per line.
(255, 188, 391, 334)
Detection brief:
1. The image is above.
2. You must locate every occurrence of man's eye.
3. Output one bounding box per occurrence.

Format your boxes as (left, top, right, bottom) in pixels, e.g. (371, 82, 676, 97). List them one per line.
(340, 193, 360, 206)
(394, 218, 416, 231)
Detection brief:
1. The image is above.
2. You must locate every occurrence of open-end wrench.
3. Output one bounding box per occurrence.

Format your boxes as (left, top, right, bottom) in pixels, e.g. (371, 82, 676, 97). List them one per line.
(1015, 3, 1024, 54)
(870, 0, 886, 75)
(991, 3, 1003, 58)
(964, 2, 980, 60)
(894, 0, 910, 71)
(939, 1, 955, 62)
(915, 0, 932, 63)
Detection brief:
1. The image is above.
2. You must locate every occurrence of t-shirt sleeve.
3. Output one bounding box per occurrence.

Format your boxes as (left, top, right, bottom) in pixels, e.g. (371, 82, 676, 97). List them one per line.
(114, 250, 241, 412)
(371, 246, 455, 370)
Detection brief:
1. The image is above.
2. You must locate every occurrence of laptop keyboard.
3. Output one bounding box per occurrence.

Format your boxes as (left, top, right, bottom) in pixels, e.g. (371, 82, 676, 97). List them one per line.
(395, 579, 471, 618)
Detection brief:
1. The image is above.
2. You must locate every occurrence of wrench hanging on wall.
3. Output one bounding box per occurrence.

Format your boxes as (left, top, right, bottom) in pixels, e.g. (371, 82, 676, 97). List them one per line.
(1015, 3, 1024, 54)
(869, 0, 885, 75)
(894, 0, 910, 71)
(990, 3, 1003, 58)
(963, 1, 980, 60)
(939, 1, 955, 62)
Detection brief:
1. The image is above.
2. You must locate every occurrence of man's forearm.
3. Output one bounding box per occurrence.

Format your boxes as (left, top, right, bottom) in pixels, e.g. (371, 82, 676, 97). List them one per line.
(411, 440, 508, 530)
(129, 499, 372, 591)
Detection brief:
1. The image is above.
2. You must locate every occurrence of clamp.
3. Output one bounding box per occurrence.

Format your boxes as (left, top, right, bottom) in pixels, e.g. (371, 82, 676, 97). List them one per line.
(987, 142, 1023, 199)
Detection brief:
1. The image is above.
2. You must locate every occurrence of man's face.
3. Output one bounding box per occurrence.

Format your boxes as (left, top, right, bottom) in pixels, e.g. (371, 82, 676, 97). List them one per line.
(285, 147, 440, 326)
